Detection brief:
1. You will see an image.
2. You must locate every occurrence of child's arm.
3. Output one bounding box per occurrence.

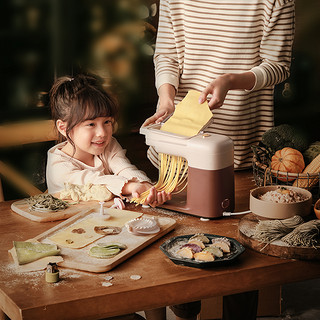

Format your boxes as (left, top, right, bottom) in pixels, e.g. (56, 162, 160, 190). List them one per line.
(46, 139, 151, 197)
(106, 138, 151, 183)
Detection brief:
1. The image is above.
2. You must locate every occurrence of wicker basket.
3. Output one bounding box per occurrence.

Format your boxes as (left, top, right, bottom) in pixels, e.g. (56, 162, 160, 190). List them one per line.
(252, 145, 320, 199)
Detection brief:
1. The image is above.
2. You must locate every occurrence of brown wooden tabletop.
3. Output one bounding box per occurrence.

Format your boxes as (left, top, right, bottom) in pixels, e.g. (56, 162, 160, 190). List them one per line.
(1, 170, 320, 320)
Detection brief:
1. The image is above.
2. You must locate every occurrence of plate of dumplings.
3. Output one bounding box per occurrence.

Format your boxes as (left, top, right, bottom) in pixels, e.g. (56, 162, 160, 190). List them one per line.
(160, 233, 245, 268)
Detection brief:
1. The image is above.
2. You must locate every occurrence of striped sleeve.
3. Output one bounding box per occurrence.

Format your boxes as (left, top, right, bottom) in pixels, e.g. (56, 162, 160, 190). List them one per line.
(154, 0, 180, 90)
(251, 0, 295, 90)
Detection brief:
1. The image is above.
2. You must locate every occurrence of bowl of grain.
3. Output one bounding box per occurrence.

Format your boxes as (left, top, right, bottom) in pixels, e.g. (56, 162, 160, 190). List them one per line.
(314, 199, 320, 219)
(250, 186, 312, 219)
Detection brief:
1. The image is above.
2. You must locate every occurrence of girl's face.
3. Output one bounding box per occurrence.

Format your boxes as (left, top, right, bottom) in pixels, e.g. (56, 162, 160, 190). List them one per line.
(64, 116, 114, 164)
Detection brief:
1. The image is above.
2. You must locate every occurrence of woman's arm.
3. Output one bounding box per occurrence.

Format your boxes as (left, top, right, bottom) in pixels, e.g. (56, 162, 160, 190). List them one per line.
(199, 1, 295, 109)
(143, 83, 176, 126)
(153, 0, 180, 91)
(246, 0, 295, 90)
(143, 0, 180, 127)
(199, 72, 256, 108)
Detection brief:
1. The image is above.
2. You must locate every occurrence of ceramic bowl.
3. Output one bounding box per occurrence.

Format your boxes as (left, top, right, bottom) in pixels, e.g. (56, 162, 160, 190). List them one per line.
(314, 198, 320, 219)
(250, 186, 312, 219)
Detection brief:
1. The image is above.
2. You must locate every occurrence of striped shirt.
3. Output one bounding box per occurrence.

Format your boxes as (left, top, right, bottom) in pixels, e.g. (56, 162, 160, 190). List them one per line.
(152, 0, 295, 169)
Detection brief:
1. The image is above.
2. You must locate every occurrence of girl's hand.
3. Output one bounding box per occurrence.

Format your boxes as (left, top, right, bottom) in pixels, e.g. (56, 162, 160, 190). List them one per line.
(122, 181, 152, 198)
(144, 187, 172, 208)
(122, 182, 171, 208)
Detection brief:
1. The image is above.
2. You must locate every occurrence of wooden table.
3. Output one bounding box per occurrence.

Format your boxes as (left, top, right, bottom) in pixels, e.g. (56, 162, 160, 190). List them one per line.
(1, 171, 320, 320)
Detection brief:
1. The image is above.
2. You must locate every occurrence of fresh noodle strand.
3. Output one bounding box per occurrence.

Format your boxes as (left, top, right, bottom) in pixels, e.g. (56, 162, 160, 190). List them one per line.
(131, 153, 188, 205)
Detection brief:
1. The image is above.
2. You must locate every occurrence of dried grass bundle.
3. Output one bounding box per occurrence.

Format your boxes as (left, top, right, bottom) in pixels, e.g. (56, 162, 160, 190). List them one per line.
(281, 220, 320, 247)
(253, 215, 304, 243)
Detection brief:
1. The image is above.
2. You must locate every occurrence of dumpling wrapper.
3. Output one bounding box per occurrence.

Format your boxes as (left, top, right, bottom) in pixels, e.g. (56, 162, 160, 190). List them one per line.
(12, 241, 61, 265)
(48, 209, 142, 249)
(160, 90, 213, 137)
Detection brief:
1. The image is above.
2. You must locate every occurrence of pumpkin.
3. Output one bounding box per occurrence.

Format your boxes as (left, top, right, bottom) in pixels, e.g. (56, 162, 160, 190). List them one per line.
(271, 147, 305, 181)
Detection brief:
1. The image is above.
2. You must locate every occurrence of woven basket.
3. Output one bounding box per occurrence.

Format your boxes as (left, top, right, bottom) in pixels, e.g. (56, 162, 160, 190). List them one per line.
(251, 145, 320, 198)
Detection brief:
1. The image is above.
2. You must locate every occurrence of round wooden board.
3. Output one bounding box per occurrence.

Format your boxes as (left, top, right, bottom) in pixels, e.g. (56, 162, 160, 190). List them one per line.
(238, 213, 320, 260)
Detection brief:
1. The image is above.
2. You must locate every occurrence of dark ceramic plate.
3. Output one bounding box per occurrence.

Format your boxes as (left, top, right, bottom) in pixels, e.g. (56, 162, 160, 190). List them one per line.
(160, 234, 245, 268)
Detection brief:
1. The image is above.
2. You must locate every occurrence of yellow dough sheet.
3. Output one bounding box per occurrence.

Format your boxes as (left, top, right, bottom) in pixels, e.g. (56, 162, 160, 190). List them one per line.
(160, 90, 213, 137)
(48, 209, 142, 249)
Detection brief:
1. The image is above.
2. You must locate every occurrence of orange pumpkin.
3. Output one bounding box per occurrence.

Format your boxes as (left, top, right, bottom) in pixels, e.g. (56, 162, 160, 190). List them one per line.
(271, 147, 305, 181)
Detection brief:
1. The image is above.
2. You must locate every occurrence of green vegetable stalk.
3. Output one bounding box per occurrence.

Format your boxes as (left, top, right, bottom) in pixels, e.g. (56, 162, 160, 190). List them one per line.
(261, 124, 309, 153)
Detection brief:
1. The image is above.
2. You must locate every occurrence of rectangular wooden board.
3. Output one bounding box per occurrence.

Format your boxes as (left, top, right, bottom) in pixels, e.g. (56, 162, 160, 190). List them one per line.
(10, 199, 113, 222)
(34, 209, 177, 272)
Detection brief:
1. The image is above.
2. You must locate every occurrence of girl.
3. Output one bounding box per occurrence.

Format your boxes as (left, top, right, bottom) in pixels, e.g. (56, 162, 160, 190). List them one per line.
(46, 74, 171, 207)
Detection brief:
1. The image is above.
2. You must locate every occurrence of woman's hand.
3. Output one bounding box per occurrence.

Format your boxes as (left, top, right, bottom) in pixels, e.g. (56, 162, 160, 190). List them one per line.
(199, 72, 255, 109)
(142, 108, 172, 127)
(198, 74, 233, 109)
(142, 83, 176, 127)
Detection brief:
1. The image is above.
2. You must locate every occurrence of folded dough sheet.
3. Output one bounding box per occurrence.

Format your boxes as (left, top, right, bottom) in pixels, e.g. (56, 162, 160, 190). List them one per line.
(160, 90, 213, 137)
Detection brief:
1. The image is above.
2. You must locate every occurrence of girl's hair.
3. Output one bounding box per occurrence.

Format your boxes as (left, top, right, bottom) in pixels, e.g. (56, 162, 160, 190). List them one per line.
(49, 74, 118, 145)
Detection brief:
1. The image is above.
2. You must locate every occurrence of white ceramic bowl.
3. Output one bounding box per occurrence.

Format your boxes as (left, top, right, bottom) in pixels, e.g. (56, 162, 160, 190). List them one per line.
(250, 186, 312, 219)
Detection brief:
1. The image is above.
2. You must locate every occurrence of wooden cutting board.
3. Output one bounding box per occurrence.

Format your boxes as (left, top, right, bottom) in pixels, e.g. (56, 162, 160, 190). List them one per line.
(34, 209, 177, 272)
(238, 213, 320, 260)
(11, 199, 113, 222)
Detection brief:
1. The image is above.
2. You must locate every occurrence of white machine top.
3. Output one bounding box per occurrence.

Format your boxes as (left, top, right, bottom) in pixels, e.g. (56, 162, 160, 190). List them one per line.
(140, 124, 234, 170)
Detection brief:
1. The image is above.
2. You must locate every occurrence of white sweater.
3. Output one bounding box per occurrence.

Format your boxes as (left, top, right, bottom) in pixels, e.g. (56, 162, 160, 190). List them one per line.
(151, 0, 295, 169)
(46, 137, 151, 196)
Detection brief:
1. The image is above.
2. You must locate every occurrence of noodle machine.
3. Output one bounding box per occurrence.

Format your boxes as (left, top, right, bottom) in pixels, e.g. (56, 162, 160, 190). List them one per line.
(140, 124, 235, 219)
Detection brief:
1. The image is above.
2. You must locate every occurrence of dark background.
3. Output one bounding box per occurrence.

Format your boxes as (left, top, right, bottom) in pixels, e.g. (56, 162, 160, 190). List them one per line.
(0, 0, 319, 200)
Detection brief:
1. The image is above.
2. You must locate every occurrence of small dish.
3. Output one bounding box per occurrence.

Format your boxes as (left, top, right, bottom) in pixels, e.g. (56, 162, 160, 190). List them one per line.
(160, 234, 245, 269)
